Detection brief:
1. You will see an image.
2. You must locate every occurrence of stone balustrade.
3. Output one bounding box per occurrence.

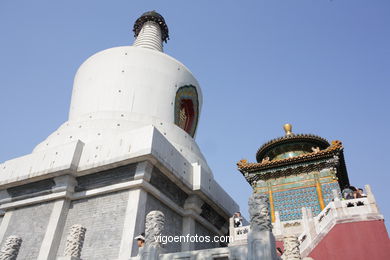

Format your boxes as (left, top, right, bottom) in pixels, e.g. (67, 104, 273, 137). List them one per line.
(229, 184, 383, 258)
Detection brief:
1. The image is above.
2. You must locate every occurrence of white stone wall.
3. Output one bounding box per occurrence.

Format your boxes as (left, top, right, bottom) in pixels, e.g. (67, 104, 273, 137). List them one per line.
(0, 126, 238, 219)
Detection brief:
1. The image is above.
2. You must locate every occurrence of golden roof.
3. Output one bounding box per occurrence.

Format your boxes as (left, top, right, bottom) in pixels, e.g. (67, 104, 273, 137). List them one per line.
(238, 140, 343, 172)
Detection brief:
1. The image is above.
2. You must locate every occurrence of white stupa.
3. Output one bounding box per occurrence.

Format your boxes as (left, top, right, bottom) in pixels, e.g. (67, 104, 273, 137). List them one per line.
(33, 11, 207, 171)
(0, 11, 238, 260)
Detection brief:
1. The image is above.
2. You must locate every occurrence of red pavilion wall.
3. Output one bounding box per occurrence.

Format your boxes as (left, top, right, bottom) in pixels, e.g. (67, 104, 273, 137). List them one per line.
(308, 220, 390, 260)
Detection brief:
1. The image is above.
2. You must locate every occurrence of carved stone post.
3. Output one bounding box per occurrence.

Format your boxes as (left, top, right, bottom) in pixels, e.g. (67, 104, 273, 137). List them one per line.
(246, 192, 278, 260)
(273, 211, 283, 236)
(301, 207, 316, 245)
(182, 195, 203, 251)
(364, 184, 380, 213)
(0, 235, 22, 260)
(141, 210, 165, 260)
(248, 192, 273, 232)
(281, 235, 301, 260)
(331, 189, 340, 201)
(59, 224, 86, 260)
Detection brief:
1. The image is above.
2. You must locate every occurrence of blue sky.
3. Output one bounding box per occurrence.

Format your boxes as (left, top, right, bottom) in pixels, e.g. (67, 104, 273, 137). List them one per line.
(1, 0, 389, 230)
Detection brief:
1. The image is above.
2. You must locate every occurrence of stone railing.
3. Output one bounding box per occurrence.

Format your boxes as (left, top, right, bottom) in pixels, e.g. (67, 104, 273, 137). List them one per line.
(298, 184, 382, 257)
(298, 230, 310, 252)
(159, 247, 230, 260)
(314, 197, 368, 233)
(228, 184, 382, 258)
(132, 193, 280, 260)
(231, 225, 250, 244)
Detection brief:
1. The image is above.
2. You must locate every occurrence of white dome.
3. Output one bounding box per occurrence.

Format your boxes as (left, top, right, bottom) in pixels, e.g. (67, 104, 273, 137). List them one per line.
(69, 46, 202, 125)
(33, 45, 210, 170)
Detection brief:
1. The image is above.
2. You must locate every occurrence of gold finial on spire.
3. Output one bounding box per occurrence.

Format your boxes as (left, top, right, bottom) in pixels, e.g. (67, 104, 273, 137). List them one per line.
(283, 123, 293, 136)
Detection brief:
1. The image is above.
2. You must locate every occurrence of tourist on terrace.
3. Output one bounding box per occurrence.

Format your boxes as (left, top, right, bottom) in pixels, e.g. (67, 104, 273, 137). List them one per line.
(135, 232, 145, 256)
(342, 185, 354, 200)
(354, 189, 363, 199)
(135, 233, 145, 247)
(233, 212, 243, 227)
(358, 188, 367, 198)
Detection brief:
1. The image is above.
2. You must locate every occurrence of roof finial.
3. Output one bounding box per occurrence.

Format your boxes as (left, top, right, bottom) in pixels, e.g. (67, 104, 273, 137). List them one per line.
(283, 123, 293, 136)
(132, 11, 169, 52)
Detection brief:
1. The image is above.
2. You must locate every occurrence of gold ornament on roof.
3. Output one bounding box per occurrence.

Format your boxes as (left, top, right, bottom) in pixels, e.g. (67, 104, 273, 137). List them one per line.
(283, 123, 293, 136)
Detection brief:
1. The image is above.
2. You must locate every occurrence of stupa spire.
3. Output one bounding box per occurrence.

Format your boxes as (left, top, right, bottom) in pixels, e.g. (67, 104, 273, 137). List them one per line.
(132, 11, 169, 52)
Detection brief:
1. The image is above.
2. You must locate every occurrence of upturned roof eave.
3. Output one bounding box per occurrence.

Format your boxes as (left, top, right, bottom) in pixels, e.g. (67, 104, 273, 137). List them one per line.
(238, 140, 343, 174)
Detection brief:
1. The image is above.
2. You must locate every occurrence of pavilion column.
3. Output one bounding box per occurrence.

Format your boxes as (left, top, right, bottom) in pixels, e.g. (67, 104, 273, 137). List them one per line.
(314, 173, 325, 210)
(267, 182, 275, 222)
